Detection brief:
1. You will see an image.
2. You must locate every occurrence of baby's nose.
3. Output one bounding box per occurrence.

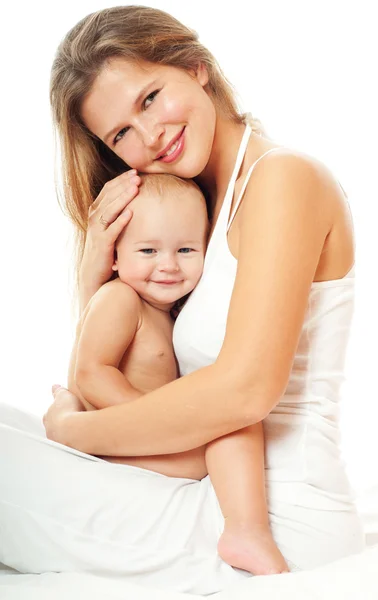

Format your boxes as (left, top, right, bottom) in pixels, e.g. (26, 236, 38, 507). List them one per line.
(158, 255, 179, 271)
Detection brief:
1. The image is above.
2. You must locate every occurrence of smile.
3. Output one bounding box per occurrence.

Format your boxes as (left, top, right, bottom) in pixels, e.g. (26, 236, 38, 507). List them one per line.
(157, 128, 185, 163)
(152, 280, 182, 285)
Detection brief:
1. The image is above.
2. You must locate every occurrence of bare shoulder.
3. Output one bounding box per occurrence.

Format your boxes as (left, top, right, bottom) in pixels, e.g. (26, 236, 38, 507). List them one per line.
(229, 147, 347, 259)
(88, 279, 142, 320)
(247, 146, 346, 222)
(255, 145, 337, 180)
(94, 279, 140, 303)
(239, 147, 354, 278)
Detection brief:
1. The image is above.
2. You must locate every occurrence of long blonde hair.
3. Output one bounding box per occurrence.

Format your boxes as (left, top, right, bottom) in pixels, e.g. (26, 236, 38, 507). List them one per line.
(50, 5, 266, 276)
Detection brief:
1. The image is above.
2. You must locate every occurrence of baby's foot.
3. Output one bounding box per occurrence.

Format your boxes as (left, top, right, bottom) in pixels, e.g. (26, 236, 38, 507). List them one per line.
(217, 520, 289, 576)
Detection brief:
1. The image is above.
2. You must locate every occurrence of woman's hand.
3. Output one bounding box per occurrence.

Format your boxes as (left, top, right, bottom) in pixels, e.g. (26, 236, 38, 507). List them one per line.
(43, 385, 85, 445)
(79, 170, 141, 308)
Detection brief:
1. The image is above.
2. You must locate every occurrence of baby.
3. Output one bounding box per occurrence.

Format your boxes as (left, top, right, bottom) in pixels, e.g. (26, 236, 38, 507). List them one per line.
(68, 173, 289, 576)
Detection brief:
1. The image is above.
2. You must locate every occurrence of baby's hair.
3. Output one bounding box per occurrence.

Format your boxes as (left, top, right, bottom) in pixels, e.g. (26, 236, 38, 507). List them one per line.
(138, 173, 204, 200)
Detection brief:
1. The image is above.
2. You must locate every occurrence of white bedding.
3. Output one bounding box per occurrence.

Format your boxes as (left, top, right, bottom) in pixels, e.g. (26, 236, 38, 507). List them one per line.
(1, 491, 378, 600)
(1, 543, 377, 599)
(1, 414, 377, 600)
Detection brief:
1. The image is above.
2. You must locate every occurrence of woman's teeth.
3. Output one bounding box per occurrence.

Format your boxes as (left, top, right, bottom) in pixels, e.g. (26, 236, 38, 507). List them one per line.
(163, 139, 179, 157)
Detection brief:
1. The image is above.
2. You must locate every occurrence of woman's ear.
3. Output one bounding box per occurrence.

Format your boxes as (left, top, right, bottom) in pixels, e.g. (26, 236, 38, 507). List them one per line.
(195, 63, 209, 87)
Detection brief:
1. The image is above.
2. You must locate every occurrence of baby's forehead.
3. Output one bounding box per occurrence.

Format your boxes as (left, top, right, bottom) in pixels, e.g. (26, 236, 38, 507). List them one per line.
(131, 184, 206, 213)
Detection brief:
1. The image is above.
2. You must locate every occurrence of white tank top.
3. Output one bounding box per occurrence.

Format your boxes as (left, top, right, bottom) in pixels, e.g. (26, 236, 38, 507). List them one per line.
(173, 124, 356, 509)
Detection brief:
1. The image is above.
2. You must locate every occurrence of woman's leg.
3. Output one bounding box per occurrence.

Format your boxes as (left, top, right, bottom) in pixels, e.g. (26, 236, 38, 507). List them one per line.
(205, 422, 289, 574)
(0, 403, 247, 595)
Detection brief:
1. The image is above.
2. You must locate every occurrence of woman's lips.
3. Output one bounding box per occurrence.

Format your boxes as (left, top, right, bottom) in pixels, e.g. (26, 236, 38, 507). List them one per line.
(158, 128, 185, 163)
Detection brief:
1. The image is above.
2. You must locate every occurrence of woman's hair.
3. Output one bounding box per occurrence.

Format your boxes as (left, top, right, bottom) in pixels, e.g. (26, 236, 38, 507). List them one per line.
(50, 5, 266, 280)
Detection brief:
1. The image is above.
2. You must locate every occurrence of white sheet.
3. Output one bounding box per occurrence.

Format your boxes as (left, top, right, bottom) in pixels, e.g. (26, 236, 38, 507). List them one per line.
(2, 490, 378, 600)
(2, 408, 377, 598)
(1, 543, 377, 599)
(356, 484, 378, 547)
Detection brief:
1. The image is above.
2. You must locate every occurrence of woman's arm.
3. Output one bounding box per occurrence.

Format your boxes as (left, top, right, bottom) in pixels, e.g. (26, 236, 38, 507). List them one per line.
(78, 170, 141, 313)
(47, 153, 335, 456)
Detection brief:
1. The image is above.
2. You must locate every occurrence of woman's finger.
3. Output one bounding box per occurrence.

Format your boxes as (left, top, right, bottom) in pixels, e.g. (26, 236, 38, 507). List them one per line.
(89, 180, 140, 231)
(91, 170, 138, 211)
(106, 208, 133, 242)
(91, 170, 136, 210)
(95, 185, 139, 229)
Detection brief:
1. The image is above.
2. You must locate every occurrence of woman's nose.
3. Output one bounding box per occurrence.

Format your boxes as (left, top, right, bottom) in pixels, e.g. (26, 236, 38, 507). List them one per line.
(138, 118, 165, 149)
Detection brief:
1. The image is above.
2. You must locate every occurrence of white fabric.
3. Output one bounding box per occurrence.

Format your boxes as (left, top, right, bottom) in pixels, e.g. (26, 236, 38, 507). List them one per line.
(0, 124, 369, 596)
(0, 403, 248, 595)
(173, 123, 365, 568)
(1, 544, 378, 599)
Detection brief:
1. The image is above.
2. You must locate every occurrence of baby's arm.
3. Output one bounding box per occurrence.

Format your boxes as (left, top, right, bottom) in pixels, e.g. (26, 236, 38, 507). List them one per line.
(73, 280, 143, 409)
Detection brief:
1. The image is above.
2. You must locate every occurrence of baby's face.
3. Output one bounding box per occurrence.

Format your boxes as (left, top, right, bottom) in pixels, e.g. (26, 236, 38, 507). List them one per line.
(113, 187, 208, 310)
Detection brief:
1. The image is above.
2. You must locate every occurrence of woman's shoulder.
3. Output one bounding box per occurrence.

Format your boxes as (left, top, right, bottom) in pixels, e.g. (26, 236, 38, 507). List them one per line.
(244, 142, 345, 224)
(236, 143, 353, 281)
(251, 141, 336, 185)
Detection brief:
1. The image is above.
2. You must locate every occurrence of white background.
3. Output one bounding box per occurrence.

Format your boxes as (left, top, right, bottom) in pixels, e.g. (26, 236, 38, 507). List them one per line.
(1, 1, 377, 495)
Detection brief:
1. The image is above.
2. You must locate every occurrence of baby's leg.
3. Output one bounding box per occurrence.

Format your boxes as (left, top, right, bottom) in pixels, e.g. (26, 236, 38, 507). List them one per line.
(206, 422, 289, 575)
(100, 447, 208, 480)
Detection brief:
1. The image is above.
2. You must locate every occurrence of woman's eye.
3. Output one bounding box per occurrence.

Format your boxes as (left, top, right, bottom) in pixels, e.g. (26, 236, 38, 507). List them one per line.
(140, 249, 156, 254)
(143, 90, 159, 109)
(112, 90, 159, 146)
(113, 127, 129, 145)
(178, 248, 193, 254)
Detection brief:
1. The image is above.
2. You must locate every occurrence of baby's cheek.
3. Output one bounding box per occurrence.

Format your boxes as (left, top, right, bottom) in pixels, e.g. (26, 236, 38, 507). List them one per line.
(188, 262, 204, 288)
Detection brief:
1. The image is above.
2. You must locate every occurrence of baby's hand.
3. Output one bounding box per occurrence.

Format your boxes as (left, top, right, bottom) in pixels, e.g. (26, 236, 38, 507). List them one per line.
(43, 385, 85, 445)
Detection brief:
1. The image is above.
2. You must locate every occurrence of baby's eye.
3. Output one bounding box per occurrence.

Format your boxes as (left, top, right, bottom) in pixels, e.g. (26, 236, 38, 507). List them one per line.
(178, 248, 193, 254)
(143, 90, 159, 109)
(139, 248, 156, 254)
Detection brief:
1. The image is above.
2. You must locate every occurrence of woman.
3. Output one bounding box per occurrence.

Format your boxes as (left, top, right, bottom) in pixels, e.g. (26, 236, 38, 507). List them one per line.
(0, 5, 365, 594)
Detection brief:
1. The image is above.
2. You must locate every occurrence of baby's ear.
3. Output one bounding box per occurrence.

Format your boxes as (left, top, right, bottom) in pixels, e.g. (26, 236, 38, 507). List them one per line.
(112, 251, 119, 272)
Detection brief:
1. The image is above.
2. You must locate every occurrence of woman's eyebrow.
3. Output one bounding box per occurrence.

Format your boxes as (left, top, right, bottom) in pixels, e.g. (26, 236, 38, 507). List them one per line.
(103, 79, 159, 143)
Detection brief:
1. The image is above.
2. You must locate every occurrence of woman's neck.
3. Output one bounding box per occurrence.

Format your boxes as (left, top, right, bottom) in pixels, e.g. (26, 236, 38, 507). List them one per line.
(195, 115, 246, 215)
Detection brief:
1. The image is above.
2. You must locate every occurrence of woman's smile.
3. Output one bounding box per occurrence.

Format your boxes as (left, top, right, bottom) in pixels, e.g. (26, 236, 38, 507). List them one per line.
(156, 127, 186, 163)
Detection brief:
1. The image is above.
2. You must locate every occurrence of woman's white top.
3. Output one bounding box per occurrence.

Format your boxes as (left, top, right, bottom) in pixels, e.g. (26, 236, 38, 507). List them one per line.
(173, 124, 356, 511)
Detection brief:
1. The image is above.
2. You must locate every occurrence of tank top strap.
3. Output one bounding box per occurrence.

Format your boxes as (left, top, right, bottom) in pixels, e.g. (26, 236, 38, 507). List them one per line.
(216, 124, 252, 230)
(227, 146, 284, 232)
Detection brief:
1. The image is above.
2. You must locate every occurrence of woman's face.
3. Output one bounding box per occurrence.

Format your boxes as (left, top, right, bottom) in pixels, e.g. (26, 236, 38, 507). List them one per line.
(81, 58, 217, 179)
